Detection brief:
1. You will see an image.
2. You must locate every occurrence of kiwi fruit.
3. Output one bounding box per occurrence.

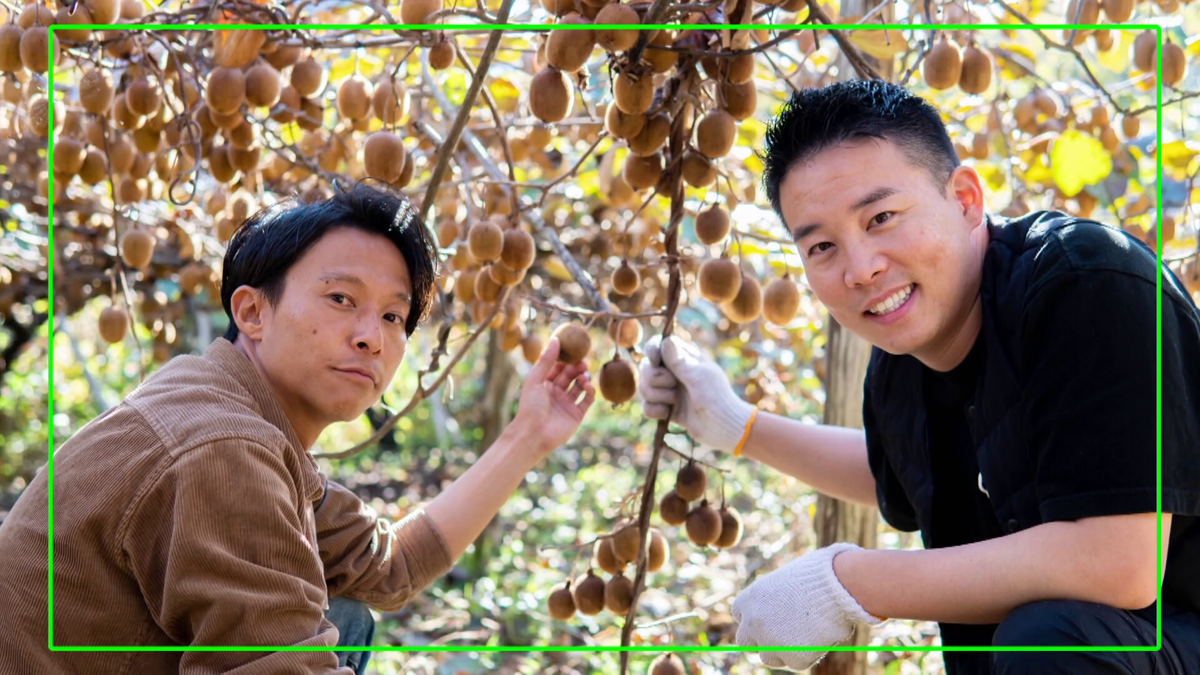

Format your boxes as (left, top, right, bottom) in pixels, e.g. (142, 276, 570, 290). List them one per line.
(468, 219, 504, 263)
(627, 113, 670, 157)
(611, 522, 644, 563)
(552, 323, 591, 364)
(685, 499, 723, 546)
(19, 26, 54, 74)
(698, 257, 741, 304)
(605, 572, 635, 613)
(1092, 29, 1114, 52)
(126, 77, 161, 117)
(1102, 0, 1133, 22)
(1062, 0, 1099, 45)
(488, 261, 525, 287)
(958, 44, 993, 95)
(572, 570, 606, 615)
(290, 56, 327, 97)
(373, 78, 408, 125)
(696, 109, 736, 159)
(922, 36, 962, 90)
(0, 26, 23, 73)
(719, 79, 756, 121)
(84, 0, 120, 24)
(56, 4, 93, 42)
(401, 0, 442, 24)
(474, 269, 502, 304)
(650, 654, 686, 675)
(645, 30, 678, 73)
(547, 14, 594, 72)
(1161, 40, 1186, 87)
(1132, 31, 1156, 74)
(647, 528, 668, 572)
(454, 269, 477, 303)
(52, 137, 85, 176)
(429, 37, 456, 70)
(1121, 114, 1140, 139)
(681, 150, 716, 188)
(529, 68, 572, 123)
(500, 228, 535, 271)
(610, 260, 640, 295)
(714, 505, 743, 548)
(336, 75, 372, 121)
(722, 273, 762, 323)
(595, 4, 639, 52)
(599, 356, 638, 404)
(208, 144, 238, 183)
(79, 149, 106, 185)
(227, 145, 260, 173)
(244, 64, 282, 108)
(609, 317, 642, 349)
(595, 537, 623, 574)
(548, 582, 576, 620)
(98, 306, 129, 344)
(519, 333, 543, 364)
(437, 220, 460, 248)
(120, 229, 156, 269)
(762, 274, 801, 325)
(623, 152, 663, 190)
(179, 263, 212, 295)
(605, 105, 645, 140)
(205, 67, 246, 115)
(297, 98, 323, 131)
(675, 461, 706, 502)
(613, 70, 653, 115)
(117, 175, 146, 203)
(108, 135, 136, 173)
(363, 131, 407, 183)
(695, 205, 730, 245)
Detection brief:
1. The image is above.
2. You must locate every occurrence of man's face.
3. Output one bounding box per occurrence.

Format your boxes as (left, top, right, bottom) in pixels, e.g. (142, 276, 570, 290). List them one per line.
(779, 139, 986, 367)
(254, 226, 413, 430)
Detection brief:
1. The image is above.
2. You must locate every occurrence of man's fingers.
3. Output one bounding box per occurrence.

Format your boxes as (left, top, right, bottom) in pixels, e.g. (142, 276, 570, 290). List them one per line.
(645, 367, 678, 389)
(643, 402, 671, 420)
(553, 362, 583, 390)
(565, 372, 591, 399)
(761, 652, 788, 670)
(544, 362, 565, 383)
(529, 337, 561, 381)
(577, 383, 596, 411)
(640, 384, 676, 406)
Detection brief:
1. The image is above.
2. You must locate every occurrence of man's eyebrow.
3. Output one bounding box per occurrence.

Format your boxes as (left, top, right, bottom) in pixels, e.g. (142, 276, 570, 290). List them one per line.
(791, 187, 900, 243)
(319, 273, 412, 303)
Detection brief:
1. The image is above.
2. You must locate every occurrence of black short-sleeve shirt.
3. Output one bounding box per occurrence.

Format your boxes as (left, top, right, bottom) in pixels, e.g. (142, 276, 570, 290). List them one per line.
(864, 222, 1200, 639)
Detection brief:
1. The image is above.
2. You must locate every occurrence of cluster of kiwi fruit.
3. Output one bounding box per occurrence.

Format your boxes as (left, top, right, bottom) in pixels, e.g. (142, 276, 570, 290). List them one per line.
(658, 459, 743, 549)
(547, 520, 669, 621)
(695, 254, 801, 327)
(922, 36, 994, 94)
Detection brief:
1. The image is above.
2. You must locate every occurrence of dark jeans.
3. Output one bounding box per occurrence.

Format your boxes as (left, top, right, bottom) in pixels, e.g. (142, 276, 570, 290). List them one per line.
(944, 600, 1200, 674)
(325, 597, 375, 674)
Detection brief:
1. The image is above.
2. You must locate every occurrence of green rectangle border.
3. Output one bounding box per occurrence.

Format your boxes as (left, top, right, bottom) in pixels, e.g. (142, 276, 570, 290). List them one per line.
(45, 21, 1167, 654)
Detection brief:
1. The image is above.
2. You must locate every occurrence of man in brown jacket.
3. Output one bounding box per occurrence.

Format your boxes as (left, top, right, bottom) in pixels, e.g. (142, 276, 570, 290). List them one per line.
(0, 184, 596, 674)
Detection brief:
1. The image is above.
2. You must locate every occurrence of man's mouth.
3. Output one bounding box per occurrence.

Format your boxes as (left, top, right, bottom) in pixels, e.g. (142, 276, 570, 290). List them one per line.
(865, 284, 915, 316)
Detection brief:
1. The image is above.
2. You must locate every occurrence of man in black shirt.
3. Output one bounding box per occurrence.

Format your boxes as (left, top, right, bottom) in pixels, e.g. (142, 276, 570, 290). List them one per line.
(638, 80, 1200, 673)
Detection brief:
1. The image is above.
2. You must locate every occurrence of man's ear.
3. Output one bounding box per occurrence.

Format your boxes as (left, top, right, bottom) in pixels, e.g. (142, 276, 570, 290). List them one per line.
(229, 285, 268, 341)
(947, 165, 986, 227)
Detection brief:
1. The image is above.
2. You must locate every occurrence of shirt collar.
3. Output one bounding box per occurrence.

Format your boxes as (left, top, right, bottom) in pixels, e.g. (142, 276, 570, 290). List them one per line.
(203, 338, 326, 502)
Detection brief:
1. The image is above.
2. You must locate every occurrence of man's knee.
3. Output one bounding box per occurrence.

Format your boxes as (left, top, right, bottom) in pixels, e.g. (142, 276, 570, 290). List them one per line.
(992, 600, 1152, 674)
(325, 597, 375, 673)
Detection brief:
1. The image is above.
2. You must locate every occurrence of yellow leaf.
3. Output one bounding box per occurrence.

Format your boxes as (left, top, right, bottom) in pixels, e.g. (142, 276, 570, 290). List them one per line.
(744, 153, 764, 174)
(1050, 129, 1112, 197)
(1158, 140, 1199, 173)
(1096, 30, 1130, 73)
(844, 26, 909, 61)
(543, 257, 574, 282)
(1000, 41, 1036, 62)
(489, 78, 521, 115)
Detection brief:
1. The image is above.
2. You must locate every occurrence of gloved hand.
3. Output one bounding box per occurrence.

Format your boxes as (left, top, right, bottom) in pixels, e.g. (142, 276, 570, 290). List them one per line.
(731, 543, 885, 672)
(638, 335, 755, 452)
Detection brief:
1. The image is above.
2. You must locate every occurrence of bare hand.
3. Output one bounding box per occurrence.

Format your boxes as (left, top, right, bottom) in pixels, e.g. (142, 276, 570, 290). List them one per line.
(513, 337, 595, 458)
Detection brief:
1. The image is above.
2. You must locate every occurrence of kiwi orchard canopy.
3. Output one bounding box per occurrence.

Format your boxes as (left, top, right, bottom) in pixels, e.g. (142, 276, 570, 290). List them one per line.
(1, 0, 1196, 670)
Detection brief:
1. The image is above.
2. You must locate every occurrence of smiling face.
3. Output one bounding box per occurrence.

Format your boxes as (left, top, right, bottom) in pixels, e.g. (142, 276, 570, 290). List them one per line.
(233, 226, 413, 443)
(780, 138, 990, 371)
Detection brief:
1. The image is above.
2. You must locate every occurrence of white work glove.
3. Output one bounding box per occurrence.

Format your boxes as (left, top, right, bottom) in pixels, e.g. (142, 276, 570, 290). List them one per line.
(638, 335, 755, 452)
(731, 543, 885, 672)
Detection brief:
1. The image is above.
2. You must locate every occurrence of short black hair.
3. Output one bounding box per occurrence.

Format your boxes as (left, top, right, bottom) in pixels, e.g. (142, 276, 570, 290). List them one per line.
(761, 80, 960, 218)
(220, 183, 438, 341)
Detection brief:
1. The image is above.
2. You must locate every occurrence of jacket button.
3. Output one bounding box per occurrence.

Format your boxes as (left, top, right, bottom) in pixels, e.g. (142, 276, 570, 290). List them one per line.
(1006, 518, 1019, 533)
(967, 405, 976, 421)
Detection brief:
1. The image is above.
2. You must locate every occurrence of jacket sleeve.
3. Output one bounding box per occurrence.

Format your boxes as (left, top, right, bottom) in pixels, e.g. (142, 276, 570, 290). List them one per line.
(120, 438, 352, 674)
(314, 478, 453, 612)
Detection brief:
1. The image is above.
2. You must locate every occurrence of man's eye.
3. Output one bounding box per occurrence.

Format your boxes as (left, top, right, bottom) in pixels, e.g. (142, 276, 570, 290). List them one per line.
(384, 313, 404, 325)
(808, 242, 834, 256)
(872, 211, 894, 225)
(330, 294, 348, 305)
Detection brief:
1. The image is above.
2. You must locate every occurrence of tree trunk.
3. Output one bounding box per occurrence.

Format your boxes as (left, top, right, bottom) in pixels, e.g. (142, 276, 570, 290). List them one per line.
(466, 329, 519, 576)
(814, 4, 894, 671)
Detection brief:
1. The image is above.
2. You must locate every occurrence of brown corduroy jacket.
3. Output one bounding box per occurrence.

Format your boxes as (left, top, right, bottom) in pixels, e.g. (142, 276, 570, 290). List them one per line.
(0, 338, 453, 674)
